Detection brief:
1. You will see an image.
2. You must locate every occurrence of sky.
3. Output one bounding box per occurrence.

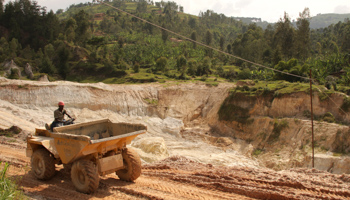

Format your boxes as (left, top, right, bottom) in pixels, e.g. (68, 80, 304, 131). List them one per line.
(3, 0, 350, 22)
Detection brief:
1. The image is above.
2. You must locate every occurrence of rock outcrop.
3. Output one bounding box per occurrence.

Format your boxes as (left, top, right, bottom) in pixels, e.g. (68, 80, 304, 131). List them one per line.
(24, 63, 34, 79)
(2, 60, 21, 78)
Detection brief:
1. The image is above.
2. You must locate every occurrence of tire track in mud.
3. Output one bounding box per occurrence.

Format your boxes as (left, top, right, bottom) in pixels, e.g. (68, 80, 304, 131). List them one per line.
(1, 141, 350, 200)
(142, 168, 350, 200)
(135, 176, 253, 200)
(103, 175, 252, 200)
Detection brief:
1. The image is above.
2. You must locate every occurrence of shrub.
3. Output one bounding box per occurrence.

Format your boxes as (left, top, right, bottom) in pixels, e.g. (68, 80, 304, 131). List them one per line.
(303, 110, 311, 118)
(341, 96, 350, 112)
(133, 63, 140, 73)
(8, 68, 20, 79)
(237, 68, 251, 80)
(268, 119, 289, 143)
(262, 87, 271, 96)
(242, 85, 250, 91)
(0, 162, 25, 199)
(252, 148, 264, 157)
(322, 112, 335, 123)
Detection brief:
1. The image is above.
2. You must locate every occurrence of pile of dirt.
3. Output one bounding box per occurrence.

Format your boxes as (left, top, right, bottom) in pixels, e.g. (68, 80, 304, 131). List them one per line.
(0, 125, 22, 137)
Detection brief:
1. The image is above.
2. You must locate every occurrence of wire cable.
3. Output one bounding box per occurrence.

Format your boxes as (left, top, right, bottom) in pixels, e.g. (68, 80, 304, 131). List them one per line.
(97, 0, 349, 117)
(97, 0, 309, 81)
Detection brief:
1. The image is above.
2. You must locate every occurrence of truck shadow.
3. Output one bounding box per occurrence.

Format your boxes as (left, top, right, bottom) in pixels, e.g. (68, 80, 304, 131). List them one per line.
(12, 168, 116, 199)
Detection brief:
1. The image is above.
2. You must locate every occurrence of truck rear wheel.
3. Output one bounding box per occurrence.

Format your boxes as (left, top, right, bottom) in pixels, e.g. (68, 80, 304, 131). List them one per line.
(116, 148, 141, 181)
(31, 148, 56, 180)
(71, 160, 99, 194)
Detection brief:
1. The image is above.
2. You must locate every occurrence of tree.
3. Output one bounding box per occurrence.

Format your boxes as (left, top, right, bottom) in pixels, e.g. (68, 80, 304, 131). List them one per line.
(198, 57, 211, 76)
(190, 31, 197, 48)
(40, 55, 55, 74)
(136, 0, 147, 13)
(176, 55, 187, 77)
(205, 30, 212, 46)
(9, 38, 19, 58)
(274, 12, 294, 60)
(57, 45, 70, 79)
(238, 68, 252, 80)
(44, 43, 55, 59)
(163, 2, 177, 22)
(65, 18, 77, 43)
(295, 8, 311, 61)
(156, 57, 168, 72)
(274, 58, 308, 82)
(179, 6, 184, 13)
(161, 27, 168, 43)
(0, 37, 9, 61)
(188, 17, 196, 28)
(227, 44, 232, 54)
(56, 9, 63, 15)
(205, 30, 213, 57)
(187, 59, 197, 76)
(21, 45, 34, 60)
(74, 10, 91, 44)
(133, 63, 140, 73)
(219, 35, 225, 50)
(0, 0, 3, 18)
(341, 22, 350, 53)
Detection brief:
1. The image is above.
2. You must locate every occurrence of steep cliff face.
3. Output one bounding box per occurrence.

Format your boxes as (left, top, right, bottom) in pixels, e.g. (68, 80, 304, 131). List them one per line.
(214, 89, 350, 173)
(217, 90, 349, 123)
(0, 78, 229, 124)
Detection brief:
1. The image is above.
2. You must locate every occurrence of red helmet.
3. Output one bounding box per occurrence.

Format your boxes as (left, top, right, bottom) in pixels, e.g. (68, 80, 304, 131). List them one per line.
(58, 101, 65, 106)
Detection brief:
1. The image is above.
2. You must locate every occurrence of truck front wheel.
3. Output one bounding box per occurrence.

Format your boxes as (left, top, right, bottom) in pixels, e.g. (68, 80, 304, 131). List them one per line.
(116, 148, 141, 181)
(31, 148, 56, 180)
(71, 160, 99, 194)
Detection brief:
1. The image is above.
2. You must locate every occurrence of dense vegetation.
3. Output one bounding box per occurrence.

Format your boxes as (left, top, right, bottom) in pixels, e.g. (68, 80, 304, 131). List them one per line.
(0, 0, 349, 86)
(308, 13, 350, 29)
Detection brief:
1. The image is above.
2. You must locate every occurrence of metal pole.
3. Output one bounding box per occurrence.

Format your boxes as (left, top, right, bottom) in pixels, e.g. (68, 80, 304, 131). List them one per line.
(309, 69, 314, 168)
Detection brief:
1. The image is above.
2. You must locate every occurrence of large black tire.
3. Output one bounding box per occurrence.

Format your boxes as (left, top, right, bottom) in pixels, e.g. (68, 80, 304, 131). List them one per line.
(31, 148, 56, 180)
(116, 148, 141, 181)
(71, 160, 99, 194)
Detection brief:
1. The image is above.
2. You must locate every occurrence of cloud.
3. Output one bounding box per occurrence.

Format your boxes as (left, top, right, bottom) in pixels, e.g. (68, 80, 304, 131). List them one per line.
(236, 0, 253, 8)
(334, 5, 350, 13)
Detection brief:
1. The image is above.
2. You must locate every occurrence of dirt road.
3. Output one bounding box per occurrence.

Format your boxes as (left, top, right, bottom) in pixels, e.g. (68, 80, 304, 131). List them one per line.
(1, 139, 349, 200)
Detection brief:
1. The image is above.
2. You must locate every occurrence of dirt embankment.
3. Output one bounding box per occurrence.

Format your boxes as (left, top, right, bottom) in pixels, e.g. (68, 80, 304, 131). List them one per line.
(1, 78, 350, 199)
(1, 140, 350, 200)
(0, 78, 350, 175)
(214, 90, 350, 173)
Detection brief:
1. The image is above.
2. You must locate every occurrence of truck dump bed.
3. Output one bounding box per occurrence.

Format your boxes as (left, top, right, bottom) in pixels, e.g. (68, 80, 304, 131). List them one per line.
(53, 118, 146, 144)
(29, 119, 147, 164)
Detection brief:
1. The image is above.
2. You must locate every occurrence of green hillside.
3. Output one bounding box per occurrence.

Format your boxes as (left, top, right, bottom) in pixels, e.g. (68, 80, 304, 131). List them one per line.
(0, 0, 349, 88)
(310, 13, 350, 29)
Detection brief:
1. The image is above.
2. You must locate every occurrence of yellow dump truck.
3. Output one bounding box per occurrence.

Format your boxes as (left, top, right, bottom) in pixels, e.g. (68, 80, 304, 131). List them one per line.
(26, 119, 147, 194)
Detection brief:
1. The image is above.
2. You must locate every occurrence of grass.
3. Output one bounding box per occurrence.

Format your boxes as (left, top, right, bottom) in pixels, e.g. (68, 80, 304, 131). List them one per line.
(233, 80, 319, 97)
(232, 81, 334, 100)
(252, 148, 264, 157)
(322, 112, 335, 123)
(144, 98, 158, 105)
(223, 65, 241, 73)
(0, 162, 26, 199)
(267, 119, 289, 144)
